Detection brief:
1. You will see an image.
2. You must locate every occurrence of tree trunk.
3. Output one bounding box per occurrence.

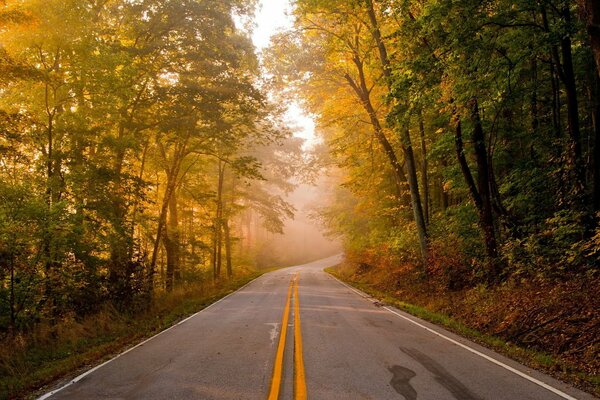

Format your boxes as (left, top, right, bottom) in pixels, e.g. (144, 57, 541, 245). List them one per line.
(148, 169, 176, 292)
(578, 0, 600, 78)
(418, 113, 430, 224)
(592, 74, 600, 210)
(107, 122, 133, 304)
(550, 61, 562, 137)
(148, 140, 188, 293)
(9, 253, 15, 335)
(164, 189, 180, 292)
(441, 181, 449, 211)
(343, 71, 409, 200)
(544, 5, 584, 188)
(440, 159, 449, 211)
(365, 0, 391, 81)
(109, 83, 150, 302)
(363, 0, 428, 260)
(402, 124, 429, 258)
(130, 138, 150, 252)
(560, 12, 584, 189)
(454, 117, 482, 209)
(455, 109, 499, 273)
(212, 161, 225, 281)
(471, 100, 499, 266)
(541, 6, 563, 137)
(43, 81, 62, 316)
(530, 56, 539, 136)
(224, 218, 233, 279)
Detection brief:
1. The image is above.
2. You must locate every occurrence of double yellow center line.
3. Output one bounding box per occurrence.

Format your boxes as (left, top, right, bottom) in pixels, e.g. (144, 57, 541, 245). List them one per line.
(267, 273, 307, 400)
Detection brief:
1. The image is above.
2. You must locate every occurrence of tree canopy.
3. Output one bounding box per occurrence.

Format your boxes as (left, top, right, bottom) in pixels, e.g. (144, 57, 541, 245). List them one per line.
(267, 0, 600, 286)
(0, 0, 304, 333)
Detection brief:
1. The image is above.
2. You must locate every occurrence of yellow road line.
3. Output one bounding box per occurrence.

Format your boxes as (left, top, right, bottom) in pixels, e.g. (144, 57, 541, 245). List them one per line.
(267, 276, 294, 400)
(294, 273, 307, 400)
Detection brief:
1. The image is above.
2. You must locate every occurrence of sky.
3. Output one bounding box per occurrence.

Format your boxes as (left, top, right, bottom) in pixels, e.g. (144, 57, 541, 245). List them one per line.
(249, 1, 342, 262)
(252, 0, 293, 50)
(251, 0, 318, 149)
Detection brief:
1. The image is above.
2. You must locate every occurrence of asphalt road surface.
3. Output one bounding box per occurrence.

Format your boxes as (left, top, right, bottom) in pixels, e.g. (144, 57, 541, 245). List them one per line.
(40, 255, 596, 400)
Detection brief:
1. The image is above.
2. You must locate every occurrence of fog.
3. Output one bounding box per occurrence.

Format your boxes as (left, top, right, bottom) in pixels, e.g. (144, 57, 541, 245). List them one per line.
(255, 177, 342, 268)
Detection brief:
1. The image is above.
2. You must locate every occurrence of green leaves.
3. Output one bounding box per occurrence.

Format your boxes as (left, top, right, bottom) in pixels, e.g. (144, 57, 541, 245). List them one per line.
(0, 0, 293, 331)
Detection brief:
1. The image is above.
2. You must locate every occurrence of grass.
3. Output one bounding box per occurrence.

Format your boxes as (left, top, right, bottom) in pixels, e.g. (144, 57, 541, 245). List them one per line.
(324, 266, 600, 397)
(0, 269, 273, 400)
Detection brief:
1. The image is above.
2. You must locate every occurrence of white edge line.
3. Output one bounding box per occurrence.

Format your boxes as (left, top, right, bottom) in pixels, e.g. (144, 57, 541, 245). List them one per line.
(326, 273, 578, 400)
(37, 276, 261, 400)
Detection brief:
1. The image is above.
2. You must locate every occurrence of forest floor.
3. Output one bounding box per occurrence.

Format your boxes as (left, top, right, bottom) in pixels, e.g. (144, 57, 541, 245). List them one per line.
(0, 268, 272, 400)
(326, 260, 600, 398)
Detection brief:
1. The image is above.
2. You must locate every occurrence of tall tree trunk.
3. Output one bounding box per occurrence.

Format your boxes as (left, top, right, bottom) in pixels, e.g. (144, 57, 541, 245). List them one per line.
(578, 0, 600, 77)
(130, 138, 150, 252)
(244, 211, 252, 255)
(109, 83, 149, 302)
(455, 109, 499, 273)
(9, 253, 15, 335)
(148, 168, 176, 293)
(224, 219, 233, 279)
(454, 117, 482, 209)
(364, 0, 428, 260)
(550, 61, 563, 137)
(560, 9, 584, 189)
(544, 5, 584, 188)
(365, 0, 391, 81)
(107, 122, 133, 304)
(164, 189, 180, 292)
(212, 161, 225, 281)
(441, 182, 449, 211)
(343, 70, 409, 200)
(148, 139, 188, 293)
(471, 100, 499, 266)
(541, 5, 563, 137)
(530, 56, 539, 136)
(402, 124, 429, 258)
(418, 113, 430, 224)
(592, 73, 600, 210)
(43, 80, 61, 316)
(440, 159, 449, 211)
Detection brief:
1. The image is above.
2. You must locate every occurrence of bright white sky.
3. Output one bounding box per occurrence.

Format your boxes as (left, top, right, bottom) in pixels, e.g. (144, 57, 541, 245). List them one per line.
(252, 0, 293, 49)
(252, 0, 318, 149)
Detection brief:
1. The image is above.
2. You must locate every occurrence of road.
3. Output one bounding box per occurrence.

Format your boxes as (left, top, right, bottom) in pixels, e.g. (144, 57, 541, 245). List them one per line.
(40, 255, 595, 400)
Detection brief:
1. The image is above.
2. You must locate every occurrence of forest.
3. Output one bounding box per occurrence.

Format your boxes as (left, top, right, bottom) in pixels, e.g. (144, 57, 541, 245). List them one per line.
(0, 0, 308, 330)
(1, 0, 600, 398)
(268, 0, 600, 393)
(0, 1, 313, 396)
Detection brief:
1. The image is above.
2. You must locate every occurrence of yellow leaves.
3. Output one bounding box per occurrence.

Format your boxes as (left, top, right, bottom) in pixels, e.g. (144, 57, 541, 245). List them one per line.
(438, 75, 456, 106)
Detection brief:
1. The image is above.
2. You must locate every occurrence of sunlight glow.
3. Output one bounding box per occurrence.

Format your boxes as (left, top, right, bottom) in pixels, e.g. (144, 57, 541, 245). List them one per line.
(252, 0, 293, 50)
(253, 0, 319, 149)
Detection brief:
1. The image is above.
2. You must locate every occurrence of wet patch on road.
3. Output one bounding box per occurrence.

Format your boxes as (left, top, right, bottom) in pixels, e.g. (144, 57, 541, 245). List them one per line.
(388, 365, 417, 400)
(400, 347, 481, 400)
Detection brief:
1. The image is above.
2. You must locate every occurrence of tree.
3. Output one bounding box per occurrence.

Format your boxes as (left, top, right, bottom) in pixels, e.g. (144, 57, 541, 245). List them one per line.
(281, 0, 600, 283)
(0, 0, 291, 330)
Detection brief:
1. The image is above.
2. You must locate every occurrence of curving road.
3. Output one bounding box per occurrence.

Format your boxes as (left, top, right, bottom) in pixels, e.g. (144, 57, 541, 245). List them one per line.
(40, 255, 595, 400)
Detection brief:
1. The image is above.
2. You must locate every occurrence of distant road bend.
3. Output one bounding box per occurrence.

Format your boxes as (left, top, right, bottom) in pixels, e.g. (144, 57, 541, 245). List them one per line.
(40, 255, 595, 400)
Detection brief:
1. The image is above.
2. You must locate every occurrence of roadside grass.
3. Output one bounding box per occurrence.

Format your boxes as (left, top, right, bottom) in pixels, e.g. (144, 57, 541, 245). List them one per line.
(324, 266, 600, 397)
(0, 269, 273, 400)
